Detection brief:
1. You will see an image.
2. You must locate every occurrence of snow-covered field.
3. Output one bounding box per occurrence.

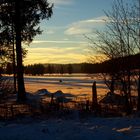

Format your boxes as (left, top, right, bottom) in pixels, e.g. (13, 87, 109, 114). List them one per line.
(24, 74, 108, 98)
(0, 117, 140, 140)
(1, 75, 140, 140)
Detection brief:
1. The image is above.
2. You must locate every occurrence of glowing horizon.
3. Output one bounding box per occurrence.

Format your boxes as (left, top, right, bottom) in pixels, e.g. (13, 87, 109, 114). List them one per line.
(24, 0, 112, 65)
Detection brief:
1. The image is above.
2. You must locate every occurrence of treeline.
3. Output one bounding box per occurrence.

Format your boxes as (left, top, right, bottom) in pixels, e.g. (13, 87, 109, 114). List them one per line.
(83, 53, 140, 74)
(24, 64, 76, 75)
(21, 54, 140, 75)
(2, 53, 140, 75)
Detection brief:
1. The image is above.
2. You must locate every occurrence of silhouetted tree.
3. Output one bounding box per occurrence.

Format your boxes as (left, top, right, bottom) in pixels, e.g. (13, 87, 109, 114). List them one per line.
(135, 0, 140, 112)
(47, 64, 54, 74)
(60, 65, 64, 75)
(67, 64, 73, 74)
(92, 81, 98, 113)
(25, 64, 45, 75)
(86, 0, 140, 114)
(6, 63, 13, 75)
(0, 0, 53, 101)
(138, 70, 140, 111)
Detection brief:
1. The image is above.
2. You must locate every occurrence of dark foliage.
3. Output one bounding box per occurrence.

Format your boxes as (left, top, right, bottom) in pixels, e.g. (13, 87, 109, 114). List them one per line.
(23, 54, 140, 75)
(67, 64, 73, 74)
(0, 76, 14, 101)
(0, 0, 53, 101)
(25, 64, 45, 75)
(83, 53, 140, 74)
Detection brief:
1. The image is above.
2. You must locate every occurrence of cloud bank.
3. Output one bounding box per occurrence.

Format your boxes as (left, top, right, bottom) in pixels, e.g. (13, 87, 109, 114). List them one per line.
(24, 46, 87, 64)
(65, 16, 108, 35)
(48, 0, 74, 5)
(32, 40, 87, 44)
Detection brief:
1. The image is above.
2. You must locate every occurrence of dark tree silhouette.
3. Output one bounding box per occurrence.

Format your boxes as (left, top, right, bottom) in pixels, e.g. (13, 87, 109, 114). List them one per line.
(67, 64, 73, 74)
(92, 81, 98, 112)
(25, 64, 45, 75)
(137, 70, 140, 111)
(86, 0, 140, 114)
(6, 63, 13, 75)
(0, 0, 53, 101)
(60, 65, 64, 75)
(47, 64, 54, 74)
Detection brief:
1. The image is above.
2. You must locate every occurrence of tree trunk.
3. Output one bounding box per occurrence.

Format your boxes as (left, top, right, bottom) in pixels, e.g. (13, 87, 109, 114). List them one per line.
(138, 0, 140, 111)
(122, 80, 131, 115)
(110, 76, 115, 93)
(12, 17, 16, 94)
(137, 70, 140, 111)
(127, 69, 132, 112)
(15, 0, 26, 102)
(12, 38, 16, 94)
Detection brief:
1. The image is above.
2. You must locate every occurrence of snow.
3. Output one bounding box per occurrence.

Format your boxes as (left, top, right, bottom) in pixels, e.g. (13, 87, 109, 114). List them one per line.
(24, 75, 108, 97)
(0, 117, 140, 140)
(35, 89, 51, 97)
(2, 75, 140, 140)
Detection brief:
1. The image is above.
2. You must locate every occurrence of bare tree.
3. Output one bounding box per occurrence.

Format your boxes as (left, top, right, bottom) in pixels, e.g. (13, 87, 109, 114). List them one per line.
(86, 0, 140, 114)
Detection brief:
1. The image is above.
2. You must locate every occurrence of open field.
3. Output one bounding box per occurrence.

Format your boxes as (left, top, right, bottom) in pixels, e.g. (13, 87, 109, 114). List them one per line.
(24, 74, 108, 100)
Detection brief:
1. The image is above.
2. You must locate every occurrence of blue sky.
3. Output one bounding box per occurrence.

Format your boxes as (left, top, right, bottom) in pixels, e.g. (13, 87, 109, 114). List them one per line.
(24, 0, 113, 65)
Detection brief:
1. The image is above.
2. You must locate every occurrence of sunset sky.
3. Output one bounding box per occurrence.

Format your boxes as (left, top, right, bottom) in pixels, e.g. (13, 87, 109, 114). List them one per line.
(24, 0, 113, 65)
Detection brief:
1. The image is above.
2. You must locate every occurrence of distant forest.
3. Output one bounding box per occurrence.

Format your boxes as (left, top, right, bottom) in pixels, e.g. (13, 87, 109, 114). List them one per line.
(2, 53, 140, 75)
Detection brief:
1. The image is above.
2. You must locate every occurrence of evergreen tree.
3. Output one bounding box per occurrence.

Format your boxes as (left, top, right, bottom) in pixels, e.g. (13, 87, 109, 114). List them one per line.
(47, 64, 54, 74)
(60, 65, 64, 75)
(67, 64, 73, 74)
(0, 0, 53, 101)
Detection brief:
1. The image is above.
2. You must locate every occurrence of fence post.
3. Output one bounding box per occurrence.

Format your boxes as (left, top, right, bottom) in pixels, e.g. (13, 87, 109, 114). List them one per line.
(92, 81, 98, 112)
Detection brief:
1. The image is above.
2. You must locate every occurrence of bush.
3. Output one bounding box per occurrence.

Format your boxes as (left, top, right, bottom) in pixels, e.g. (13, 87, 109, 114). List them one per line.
(0, 76, 14, 100)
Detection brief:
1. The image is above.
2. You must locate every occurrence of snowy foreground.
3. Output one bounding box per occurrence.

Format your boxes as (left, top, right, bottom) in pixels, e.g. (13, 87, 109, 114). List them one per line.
(0, 117, 140, 140)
